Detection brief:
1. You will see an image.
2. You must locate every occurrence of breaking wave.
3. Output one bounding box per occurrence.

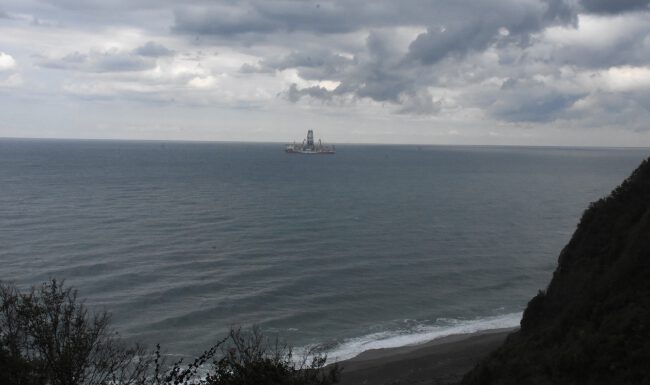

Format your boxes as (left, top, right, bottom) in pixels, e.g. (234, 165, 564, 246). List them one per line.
(315, 312, 522, 363)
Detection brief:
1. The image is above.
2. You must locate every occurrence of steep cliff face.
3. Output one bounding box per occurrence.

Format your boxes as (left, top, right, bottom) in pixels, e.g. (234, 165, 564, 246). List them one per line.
(463, 158, 650, 385)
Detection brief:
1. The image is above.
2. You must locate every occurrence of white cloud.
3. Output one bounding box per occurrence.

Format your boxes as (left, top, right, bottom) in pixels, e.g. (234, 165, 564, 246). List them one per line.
(0, 52, 16, 71)
(0, 51, 21, 88)
(0, 73, 22, 87)
(602, 66, 650, 91)
(544, 14, 639, 48)
(188, 75, 216, 88)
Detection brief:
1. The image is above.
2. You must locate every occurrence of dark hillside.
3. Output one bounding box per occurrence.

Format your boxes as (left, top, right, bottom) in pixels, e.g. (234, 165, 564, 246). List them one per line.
(463, 158, 650, 385)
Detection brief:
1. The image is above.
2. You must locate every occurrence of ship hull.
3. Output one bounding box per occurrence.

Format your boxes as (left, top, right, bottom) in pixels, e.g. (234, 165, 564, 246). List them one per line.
(285, 149, 335, 154)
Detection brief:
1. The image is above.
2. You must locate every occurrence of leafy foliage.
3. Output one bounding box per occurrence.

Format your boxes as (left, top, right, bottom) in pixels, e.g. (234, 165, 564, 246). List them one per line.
(0, 280, 340, 385)
(462, 157, 650, 385)
(207, 327, 339, 385)
(0, 280, 149, 385)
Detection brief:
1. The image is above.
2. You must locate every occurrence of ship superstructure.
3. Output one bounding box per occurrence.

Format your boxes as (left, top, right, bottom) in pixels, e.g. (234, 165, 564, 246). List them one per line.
(285, 130, 335, 154)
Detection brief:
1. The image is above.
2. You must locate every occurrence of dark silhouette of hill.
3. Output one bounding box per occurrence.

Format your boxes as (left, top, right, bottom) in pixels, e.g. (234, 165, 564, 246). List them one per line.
(462, 158, 650, 385)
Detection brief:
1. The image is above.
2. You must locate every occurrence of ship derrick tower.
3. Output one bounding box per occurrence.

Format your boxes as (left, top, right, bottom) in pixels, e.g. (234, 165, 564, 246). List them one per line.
(285, 129, 335, 154)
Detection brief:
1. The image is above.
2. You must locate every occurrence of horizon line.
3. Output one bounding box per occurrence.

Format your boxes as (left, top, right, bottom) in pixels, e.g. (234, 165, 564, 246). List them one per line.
(1, 135, 649, 151)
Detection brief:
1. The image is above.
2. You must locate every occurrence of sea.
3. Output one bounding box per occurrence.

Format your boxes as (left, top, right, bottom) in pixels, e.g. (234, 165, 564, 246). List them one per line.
(1, 139, 647, 362)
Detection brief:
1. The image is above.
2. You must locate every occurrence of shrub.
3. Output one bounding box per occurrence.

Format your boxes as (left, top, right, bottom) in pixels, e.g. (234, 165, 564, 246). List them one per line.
(154, 326, 340, 385)
(207, 326, 340, 385)
(1, 280, 340, 385)
(0, 280, 149, 385)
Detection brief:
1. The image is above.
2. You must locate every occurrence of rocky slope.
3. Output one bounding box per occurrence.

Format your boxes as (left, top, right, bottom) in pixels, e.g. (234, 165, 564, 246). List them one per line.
(462, 158, 650, 385)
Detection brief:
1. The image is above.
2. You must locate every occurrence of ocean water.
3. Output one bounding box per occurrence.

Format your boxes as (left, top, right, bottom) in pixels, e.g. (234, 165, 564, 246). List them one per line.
(0, 139, 647, 361)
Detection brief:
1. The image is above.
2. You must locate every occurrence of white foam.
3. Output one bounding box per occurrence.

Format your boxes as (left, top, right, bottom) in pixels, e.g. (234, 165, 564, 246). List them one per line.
(314, 312, 522, 363)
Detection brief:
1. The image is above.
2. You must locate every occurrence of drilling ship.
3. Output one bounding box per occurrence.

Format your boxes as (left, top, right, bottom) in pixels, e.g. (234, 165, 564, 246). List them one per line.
(285, 130, 335, 154)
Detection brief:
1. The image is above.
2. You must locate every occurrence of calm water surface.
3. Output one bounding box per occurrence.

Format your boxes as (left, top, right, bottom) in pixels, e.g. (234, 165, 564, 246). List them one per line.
(0, 139, 647, 360)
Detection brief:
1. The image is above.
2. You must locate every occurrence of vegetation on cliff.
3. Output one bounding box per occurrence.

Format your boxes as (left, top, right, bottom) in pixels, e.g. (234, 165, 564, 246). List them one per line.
(0, 280, 340, 385)
(463, 158, 650, 385)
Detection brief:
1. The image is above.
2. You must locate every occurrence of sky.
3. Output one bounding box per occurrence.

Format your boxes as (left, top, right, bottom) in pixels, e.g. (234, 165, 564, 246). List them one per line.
(1, 0, 649, 146)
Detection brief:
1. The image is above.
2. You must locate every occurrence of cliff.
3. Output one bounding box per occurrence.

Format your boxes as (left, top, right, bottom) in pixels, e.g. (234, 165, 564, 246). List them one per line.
(462, 158, 650, 385)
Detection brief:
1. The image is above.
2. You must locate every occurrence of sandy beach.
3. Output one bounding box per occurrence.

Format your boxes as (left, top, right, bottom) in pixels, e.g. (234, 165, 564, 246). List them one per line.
(334, 328, 516, 385)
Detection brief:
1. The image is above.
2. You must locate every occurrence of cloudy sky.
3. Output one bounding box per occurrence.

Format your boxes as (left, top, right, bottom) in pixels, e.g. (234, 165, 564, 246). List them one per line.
(1, 0, 649, 145)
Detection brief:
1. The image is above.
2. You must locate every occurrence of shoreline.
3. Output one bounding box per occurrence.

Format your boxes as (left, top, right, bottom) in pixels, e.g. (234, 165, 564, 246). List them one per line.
(333, 327, 516, 385)
(321, 312, 522, 364)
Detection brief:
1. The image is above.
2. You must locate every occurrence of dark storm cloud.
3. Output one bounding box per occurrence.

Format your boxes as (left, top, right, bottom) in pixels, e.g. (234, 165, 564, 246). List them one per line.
(544, 0, 577, 23)
(134, 41, 174, 57)
(397, 91, 443, 115)
(286, 30, 414, 104)
(173, 5, 277, 36)
(34, 0, 175, 11)
(245, 49, 354, 80)
(38, 51, 88, 70)
(172, 2, 365, 36)
(581, 0, 650, 14)
(564, 90, 650, 131)
(486, 79, 586, 122)
(286, 83, 333, 102)
(162, 0, 648, 124)
(172, 0, 576, 40)
(492, 93, 582, 122)
(406, 0, 576, 66)
(171, 0, 459, 37)
(269, 0, 582, 113)
(94, 53, 156, 72)
(6, 0, 649, 132)
(288, 30, 420, 106)
(406, 22, 499, 66)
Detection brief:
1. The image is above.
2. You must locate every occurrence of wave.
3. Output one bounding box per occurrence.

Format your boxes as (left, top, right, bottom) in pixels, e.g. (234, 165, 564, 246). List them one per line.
(310, 312, 522, 363)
